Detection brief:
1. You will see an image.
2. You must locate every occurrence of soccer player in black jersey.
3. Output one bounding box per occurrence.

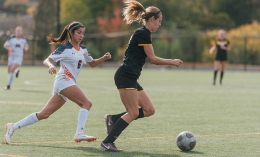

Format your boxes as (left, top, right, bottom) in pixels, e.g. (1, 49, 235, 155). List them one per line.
(100, 0, 183, 152)
(209, 29, 231, 85)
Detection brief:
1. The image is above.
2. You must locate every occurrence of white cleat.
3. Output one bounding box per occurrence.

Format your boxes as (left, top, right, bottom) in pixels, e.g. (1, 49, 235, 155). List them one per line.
(74, 134, 96, 143)
(4, 123, 14, 144)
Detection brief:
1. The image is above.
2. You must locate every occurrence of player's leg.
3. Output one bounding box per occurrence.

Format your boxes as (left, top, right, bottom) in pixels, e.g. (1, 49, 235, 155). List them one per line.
(220, 61, 226, 85)
(213, 61, 220, 85)
(7, 55, 12, 74)
(6, 63, 19, 90)
(14, 56, 23, 78)
(15, 69, 20, 78)
(104, 83, 145, 135)
(4, 93, 65, 144)
(60, 85, 96, 142)
(101, 89, 139, 152)
(108, 89, 153, 125)
(137, 90, 155, 117)
(7, 65, 11, 74)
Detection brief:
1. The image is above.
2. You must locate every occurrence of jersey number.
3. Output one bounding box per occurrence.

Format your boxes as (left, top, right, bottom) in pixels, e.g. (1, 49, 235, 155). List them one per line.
(77, 60, 82, 69)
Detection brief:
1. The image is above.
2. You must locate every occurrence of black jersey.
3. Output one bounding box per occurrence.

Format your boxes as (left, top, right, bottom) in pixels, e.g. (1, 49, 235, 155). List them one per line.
(215, 39, 230, 61)
(118, 26, 152, 78)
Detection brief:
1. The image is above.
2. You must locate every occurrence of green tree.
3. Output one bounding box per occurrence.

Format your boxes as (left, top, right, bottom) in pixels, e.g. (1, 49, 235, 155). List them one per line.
(211, 0, 260, 26)
(34, 0, 57, 59)
(60, 0, 92, 30)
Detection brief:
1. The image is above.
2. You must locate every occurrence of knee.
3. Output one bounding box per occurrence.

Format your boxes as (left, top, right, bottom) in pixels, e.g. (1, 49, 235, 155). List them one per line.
(144, 107, 155, 117)
(128, 110, 139, 120)
(81, 101, 92, 110)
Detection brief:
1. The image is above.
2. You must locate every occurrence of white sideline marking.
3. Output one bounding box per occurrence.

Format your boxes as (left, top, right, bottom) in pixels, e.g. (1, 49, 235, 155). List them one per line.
(0, 101, 44, 106)
(0, 154, 28, 157)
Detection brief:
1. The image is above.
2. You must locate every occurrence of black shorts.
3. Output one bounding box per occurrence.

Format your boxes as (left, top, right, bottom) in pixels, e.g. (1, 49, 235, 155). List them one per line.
(114, 69, 143, 91)
(215, 52, 227, 61)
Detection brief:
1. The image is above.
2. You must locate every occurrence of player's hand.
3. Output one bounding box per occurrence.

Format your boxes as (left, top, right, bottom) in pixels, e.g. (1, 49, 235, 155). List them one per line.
(220, 46, 226, 50)
(172, 59, 183, 67)
(103, 52, 112, 60)
(24, 46, 29, 51)
(7, 47, 13, 52)
(48, 65, 56, 74)
(209, 46, 215, 54)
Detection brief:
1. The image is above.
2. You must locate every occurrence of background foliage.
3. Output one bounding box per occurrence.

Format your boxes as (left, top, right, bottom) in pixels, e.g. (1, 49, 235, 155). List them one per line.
(0, 0, 260, 65)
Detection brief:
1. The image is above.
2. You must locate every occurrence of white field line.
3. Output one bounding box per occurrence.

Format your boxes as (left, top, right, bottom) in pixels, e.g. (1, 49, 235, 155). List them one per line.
(0, 101, 44, 106)
(0, 154, 28, 157)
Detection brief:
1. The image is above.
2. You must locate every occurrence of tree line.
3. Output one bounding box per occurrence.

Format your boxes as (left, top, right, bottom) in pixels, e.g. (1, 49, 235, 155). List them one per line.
(1, 0, 260, 64)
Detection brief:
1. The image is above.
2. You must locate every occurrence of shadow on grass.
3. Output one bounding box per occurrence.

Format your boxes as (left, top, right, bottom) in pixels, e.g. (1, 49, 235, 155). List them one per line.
(180, 150, 204, 154)
(14, 144, 182, 157)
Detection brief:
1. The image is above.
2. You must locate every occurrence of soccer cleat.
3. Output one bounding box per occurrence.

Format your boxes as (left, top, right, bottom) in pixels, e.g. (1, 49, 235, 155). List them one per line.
(104, 114, 114, 134)
(4, 123, 14, 144)
(73, 134, 96, 143)
(100, 141, 123, 152)
(5, 85, 10, 90)
(15, 70, 20, 78)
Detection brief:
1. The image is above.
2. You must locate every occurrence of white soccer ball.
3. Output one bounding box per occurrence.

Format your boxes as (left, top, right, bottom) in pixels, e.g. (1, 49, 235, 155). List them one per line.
(176, 131, 196, 151)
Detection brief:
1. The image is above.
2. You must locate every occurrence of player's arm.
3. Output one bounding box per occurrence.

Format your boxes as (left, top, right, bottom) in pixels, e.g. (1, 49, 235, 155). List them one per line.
(3, 44, 12, 52)
(43, 57, 56, 74)
(24, 39, 29, 51)
(221, 44, 231, 51)
(24, 45, 29, 51)
(88, 52, 111, 68)
(226, 44, 231, 51)
(144, 46, 182, 67)
(209, 46, 216, 54)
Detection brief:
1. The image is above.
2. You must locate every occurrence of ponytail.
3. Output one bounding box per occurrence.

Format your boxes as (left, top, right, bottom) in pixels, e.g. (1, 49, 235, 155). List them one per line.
(48, 21, 84, 45)
(123, 0, 161, 25)
(122, 0, 146, 24)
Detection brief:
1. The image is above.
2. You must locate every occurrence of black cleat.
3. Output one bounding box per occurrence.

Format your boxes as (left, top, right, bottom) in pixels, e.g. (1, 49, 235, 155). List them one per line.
(15, 70, 20, 78)
(100, 142, 123, 152)
(5, 85, 10, 90)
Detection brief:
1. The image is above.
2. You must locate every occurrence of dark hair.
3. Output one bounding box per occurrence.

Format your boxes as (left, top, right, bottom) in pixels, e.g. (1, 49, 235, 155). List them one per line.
(48, 21, 84, 45)
(122, 0, 161, 24)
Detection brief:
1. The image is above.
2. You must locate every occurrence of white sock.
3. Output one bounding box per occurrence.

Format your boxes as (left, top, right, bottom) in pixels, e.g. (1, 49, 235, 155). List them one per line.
(76, 108, 89, 134)
(7, 73, 15, 86)
(14, 69, 18, 74)
(13, 113, 39, 131)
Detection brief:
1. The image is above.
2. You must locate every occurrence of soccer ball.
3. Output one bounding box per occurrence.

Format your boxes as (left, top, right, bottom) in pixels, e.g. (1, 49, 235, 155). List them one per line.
(176, 131, 196, 151)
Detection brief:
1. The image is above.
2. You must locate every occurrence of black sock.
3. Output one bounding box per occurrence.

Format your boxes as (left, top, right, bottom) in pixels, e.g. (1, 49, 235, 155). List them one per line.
(103, 118, 129, 143)
(214, 70, 218, 82)
(111, 108, 144, 123)
(220, 71, 224, 83)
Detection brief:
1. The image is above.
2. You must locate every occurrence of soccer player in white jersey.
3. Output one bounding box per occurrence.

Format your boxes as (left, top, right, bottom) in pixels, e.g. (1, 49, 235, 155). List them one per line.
(4, 26, 29, 90)
(4, 21, 112, 144)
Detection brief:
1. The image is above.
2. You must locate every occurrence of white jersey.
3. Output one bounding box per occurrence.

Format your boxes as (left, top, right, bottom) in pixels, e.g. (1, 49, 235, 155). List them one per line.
(49, 42, 93, 83)
(4, 35, 28, 56)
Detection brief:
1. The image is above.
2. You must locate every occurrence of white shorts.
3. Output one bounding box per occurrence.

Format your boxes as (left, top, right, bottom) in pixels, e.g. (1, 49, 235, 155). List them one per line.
(53, 75, 76, 101)
(8, 55, 23, 66)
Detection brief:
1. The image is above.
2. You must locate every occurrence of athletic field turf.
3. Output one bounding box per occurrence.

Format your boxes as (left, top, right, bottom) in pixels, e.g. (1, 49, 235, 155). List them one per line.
(0, 66, 259, 157)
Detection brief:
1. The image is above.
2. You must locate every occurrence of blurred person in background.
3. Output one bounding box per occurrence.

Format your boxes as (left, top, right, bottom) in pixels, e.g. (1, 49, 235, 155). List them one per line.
(209, 29, 231, 85)
(100, 0, 183, 152)
(4, 26, 29, 90)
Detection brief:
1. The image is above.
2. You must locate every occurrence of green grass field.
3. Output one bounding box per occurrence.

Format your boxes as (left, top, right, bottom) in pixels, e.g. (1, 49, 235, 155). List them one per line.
(0, 66, 259, 157)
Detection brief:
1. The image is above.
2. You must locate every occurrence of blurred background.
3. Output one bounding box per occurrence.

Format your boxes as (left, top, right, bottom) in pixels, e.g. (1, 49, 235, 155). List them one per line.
(0, 0, 260, 70)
